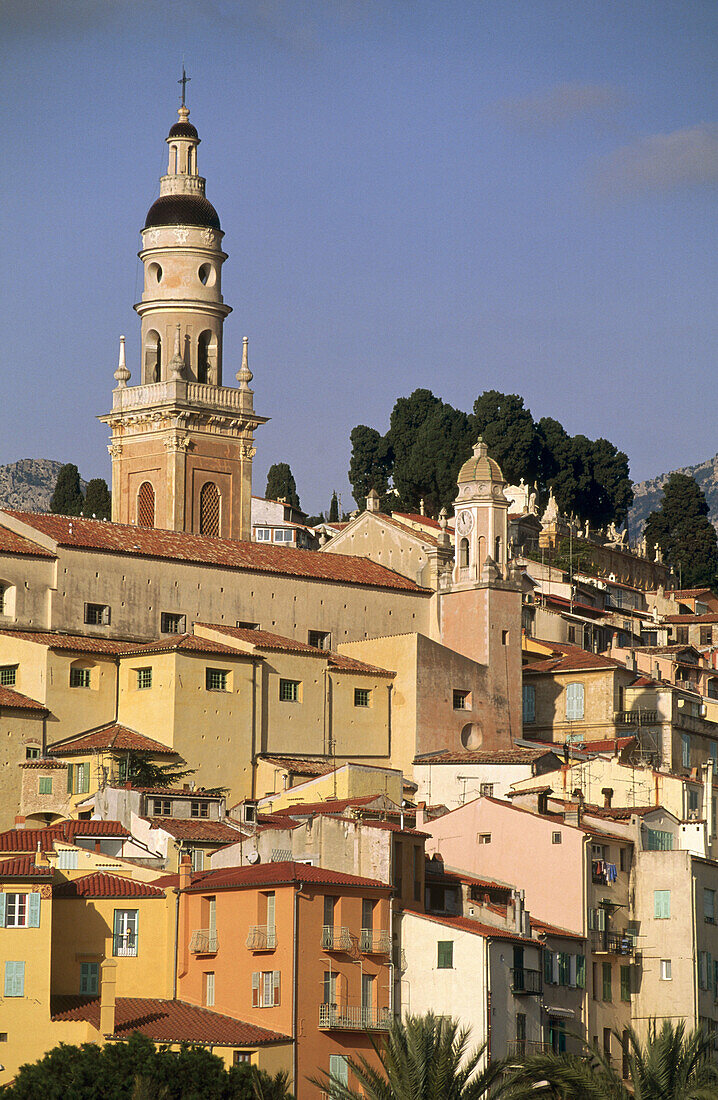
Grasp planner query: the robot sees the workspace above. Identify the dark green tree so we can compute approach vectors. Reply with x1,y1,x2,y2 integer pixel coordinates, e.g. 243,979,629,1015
537,419,633,527
386,390,473,516
49,463,84,516
83,478,112,520
471,391,542,486
328,492,340,523
644,473,718,588
110,749,196,789
348,425,393,508
265,463,301,512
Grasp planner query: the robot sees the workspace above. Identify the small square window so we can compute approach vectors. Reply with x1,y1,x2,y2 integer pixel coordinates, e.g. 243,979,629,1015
161,612,186,634
660,959,672,981
38,777,52,795
552,832,562,845
136,668,152,690
453,690,470,710
84,603,110,626
152,799,172,816
233,1051,252,1064
206,668,228,692
308,630,331,650
25,746,40,760
255,528,271,542
437,941,453,969
478,833,491,844
70,668,91,689
354,688,371,708
479,782,494,797
279,679,300,703
501,630,509,645
191,801,210,819
0,666,17,687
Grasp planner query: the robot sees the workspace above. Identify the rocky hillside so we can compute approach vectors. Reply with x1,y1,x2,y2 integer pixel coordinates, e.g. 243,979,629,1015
629,453,718,536
0,459,87,514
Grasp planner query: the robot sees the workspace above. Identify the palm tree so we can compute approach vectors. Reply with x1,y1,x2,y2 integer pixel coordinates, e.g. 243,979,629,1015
507,1019,718,1100
311,1011,517,1100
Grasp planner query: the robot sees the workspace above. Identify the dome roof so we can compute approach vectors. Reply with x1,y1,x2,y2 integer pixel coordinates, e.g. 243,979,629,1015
144,194,221,231
168,120,199,139
457,438,504,484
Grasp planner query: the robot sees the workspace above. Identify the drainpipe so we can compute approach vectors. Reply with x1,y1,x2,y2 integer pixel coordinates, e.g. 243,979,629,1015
691,861,699,1029
250,657,259,800
292,882,302,1097
703,761,714,855
389,895,395,1019
172,886,180,999
485,937,491,1064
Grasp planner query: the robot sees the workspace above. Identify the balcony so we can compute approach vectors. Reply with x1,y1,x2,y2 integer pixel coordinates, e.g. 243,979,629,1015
511,968,542,995
614,708,658,726
592,931,635,956
189,928,218,954
246,925,277,951
592,860,617,885
359,929,391,955
507,1040,553,1057
322,925,353,952
319,1004,391,1031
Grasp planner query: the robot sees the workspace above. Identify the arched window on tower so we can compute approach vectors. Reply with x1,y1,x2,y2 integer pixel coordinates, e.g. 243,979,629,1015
144,331,161,383
495,535,502,564
171,145,178,173
197,330,212,384
199,482,220,538
187,147,195,173
459,538,469,569
137,483,155,528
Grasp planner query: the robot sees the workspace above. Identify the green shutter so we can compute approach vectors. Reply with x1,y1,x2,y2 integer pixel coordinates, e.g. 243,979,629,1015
620,965,631,1002
544,951,553,984
27,892,40,928
5,961,24,997
522,684,535,723
437,941,453,968
708,953,714,992
67,764,74,793
576,954,586,988
602,962,612,1001
0,893,6,928
654,890,670,919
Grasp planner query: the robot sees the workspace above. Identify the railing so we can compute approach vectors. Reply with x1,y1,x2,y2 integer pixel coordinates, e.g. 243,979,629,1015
507,1040,552,1057
359,929,391,955
511,968,542,994
319,1004,391,1031
322,925,353,951
246,925,277,951
614,709,658,726
113,933,138,957
189,928,218,954
112,379,251,414
592,931,635,956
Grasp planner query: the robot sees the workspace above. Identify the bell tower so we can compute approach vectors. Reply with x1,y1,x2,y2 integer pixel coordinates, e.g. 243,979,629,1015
100,82,267,539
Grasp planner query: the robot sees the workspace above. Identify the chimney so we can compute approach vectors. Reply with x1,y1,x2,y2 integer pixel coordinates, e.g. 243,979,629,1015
415,803,426,828
34,841,50,869
602,787,614,809
179,853,192,891
99,959,118,1037
14,816,25,828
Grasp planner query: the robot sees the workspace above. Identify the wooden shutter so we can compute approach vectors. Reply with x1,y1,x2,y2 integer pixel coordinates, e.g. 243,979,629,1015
544,951,553,985
67,764,74,793
272,970,281,1006
251,972,259,1007
566,682,584,720
4,961,24,997
522,684,535,723
79,764,90,794
329,1055,348,1086
28,892,40,928
0,893,6,928
576,954,586,988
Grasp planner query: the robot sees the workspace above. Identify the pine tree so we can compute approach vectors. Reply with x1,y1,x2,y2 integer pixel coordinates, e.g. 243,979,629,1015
265,463,301,512
83,478,112,520
328,492,339,523
644,473,718,588
49,464,84,516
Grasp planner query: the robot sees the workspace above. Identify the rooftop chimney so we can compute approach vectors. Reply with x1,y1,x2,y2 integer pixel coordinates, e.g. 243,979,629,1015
602,787,614,809
179,853,192,891
99,959,118,1037
366,489,380,513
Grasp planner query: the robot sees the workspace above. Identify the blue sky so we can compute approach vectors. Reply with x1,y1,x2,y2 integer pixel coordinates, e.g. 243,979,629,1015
1,1,716,514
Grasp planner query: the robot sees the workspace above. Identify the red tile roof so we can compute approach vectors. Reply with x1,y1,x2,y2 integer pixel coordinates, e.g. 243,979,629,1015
4,511,428,593
0,819,129,852
196,624,395,677
530,918,585,941
121,634,246,658
0,630,136,655
267,794,397,817
53,872,166,898
0,526,55,558
257,755,336,777
48,723,175,757
666,614,718,624
148,817,242,844
20,758,66,769
523,642,630,675
50,997,291,1046
0,856,54,878
412,910,535,943
414,748,558,765
0,685,47,712
185,861,389,893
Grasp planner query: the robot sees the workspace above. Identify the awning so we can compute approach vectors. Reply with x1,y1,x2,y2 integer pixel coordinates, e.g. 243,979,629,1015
542,1006,575,1019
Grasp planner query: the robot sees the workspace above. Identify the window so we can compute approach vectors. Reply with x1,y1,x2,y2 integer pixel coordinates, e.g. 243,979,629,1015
84,603,110,626
522,684,535,724
279,679,300,703
25,746,40,760
620,965,631,1002
206,668,228,692
323,969,338,1006
329,1055,348,1088
273,529,293,543
152,799,172,816
137,481,155,528
204,971,215,1007
362,897,374,935
113,909,138,956
4,962,24,997
453,690,470,710
552,831,562,845
236,621,259,630
191,848,205,872
354,687,371,708
676,626,689,644
255,528,271,541
136,668,152,690
576,954,586,988
361,972,375,1012
689,789,700,813
233,1052,252,1065
478,833,492,844
479,783,494,797
0,585,5,614
67,763,89,796
501,629,509,645
199,482,220,538
558,952,570,986
191,801,209,819
252,970,280,1007
459,538,469,569
682,734,691,769
654,890,671,919
0,666,17,687
566,682,584,721
705,889,715,924
161,612,186,634
619,847,627,873
308,630,331,650
588,907,606,932
70,667,91,688
80,962,99,995
544,951,555,985
701,626,713,646
646,828,673,851
660,959,672,981
38,776,52,795
437,941,453,969
602,962,612,1001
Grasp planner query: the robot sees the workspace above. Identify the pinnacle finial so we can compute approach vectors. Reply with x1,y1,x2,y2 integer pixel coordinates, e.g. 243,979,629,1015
237,335,253,389
114,335,130,387
169,323,185,380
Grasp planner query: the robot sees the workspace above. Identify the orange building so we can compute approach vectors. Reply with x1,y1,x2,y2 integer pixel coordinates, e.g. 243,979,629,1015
176,860,393,1098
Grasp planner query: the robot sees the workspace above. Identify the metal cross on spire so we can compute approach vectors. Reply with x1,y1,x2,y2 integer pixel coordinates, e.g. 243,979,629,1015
178,65,191,107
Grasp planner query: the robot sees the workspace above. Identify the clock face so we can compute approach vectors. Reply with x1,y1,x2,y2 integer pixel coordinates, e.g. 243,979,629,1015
456,509,474,535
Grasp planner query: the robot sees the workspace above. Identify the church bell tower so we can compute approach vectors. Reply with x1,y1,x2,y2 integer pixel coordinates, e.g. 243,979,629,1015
100,79,267,539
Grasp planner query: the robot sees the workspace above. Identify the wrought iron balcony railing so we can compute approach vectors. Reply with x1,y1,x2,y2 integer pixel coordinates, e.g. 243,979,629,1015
359,929,391,955
189,928,218,954
321,925,353,952
319,1004,391,1031
246,925,277,951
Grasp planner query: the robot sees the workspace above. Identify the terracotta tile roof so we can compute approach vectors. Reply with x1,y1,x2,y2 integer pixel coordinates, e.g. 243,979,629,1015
148,817,242,843
257,755,336,777
53,872,166,898
185,861,389,893
0,820,129,852
666,614,718,624
137,785,224,798
393,513,451,531
523,642,630,675
579,736,636,753
0,526,55,558
0,629,136,655
0,856,54,878
50,996,291,1046
541,595,607,619
425,865,512,892
0,685,47,712
268,794,397,817
671,588,714,599
414,748,558,765
4,511,428,592
196,624,395,677
530,918,585,941
120,634,246,658
379,514,440,546
582,804,660,821
411,910,535,943
48,723,175,757
20,758,66,769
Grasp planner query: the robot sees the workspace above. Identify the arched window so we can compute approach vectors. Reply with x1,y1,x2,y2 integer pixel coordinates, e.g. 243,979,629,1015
144,331,161,383
187,147,195,173
171,145,178,173
197,330,212,384
137,482,155,528
459,538,469,569
199,482,220,537
495,535,502,563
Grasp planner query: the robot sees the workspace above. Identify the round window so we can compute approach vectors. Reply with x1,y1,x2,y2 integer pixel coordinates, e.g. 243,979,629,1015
198,263,215,287
460,722,483,751
148,262,163,284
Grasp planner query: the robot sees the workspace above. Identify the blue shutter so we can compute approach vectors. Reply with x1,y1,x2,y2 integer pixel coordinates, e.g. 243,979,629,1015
0,893,6,928
5,962,24,997
28,892,40,928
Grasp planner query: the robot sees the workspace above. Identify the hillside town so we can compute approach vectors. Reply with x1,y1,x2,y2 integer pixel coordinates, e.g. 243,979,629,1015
1,87,718,1097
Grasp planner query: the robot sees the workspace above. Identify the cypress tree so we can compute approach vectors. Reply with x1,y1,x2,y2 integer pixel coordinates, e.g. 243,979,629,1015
49,464,84,516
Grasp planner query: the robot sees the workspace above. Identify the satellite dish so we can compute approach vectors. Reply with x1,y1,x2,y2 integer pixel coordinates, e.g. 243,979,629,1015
247,850,260,864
